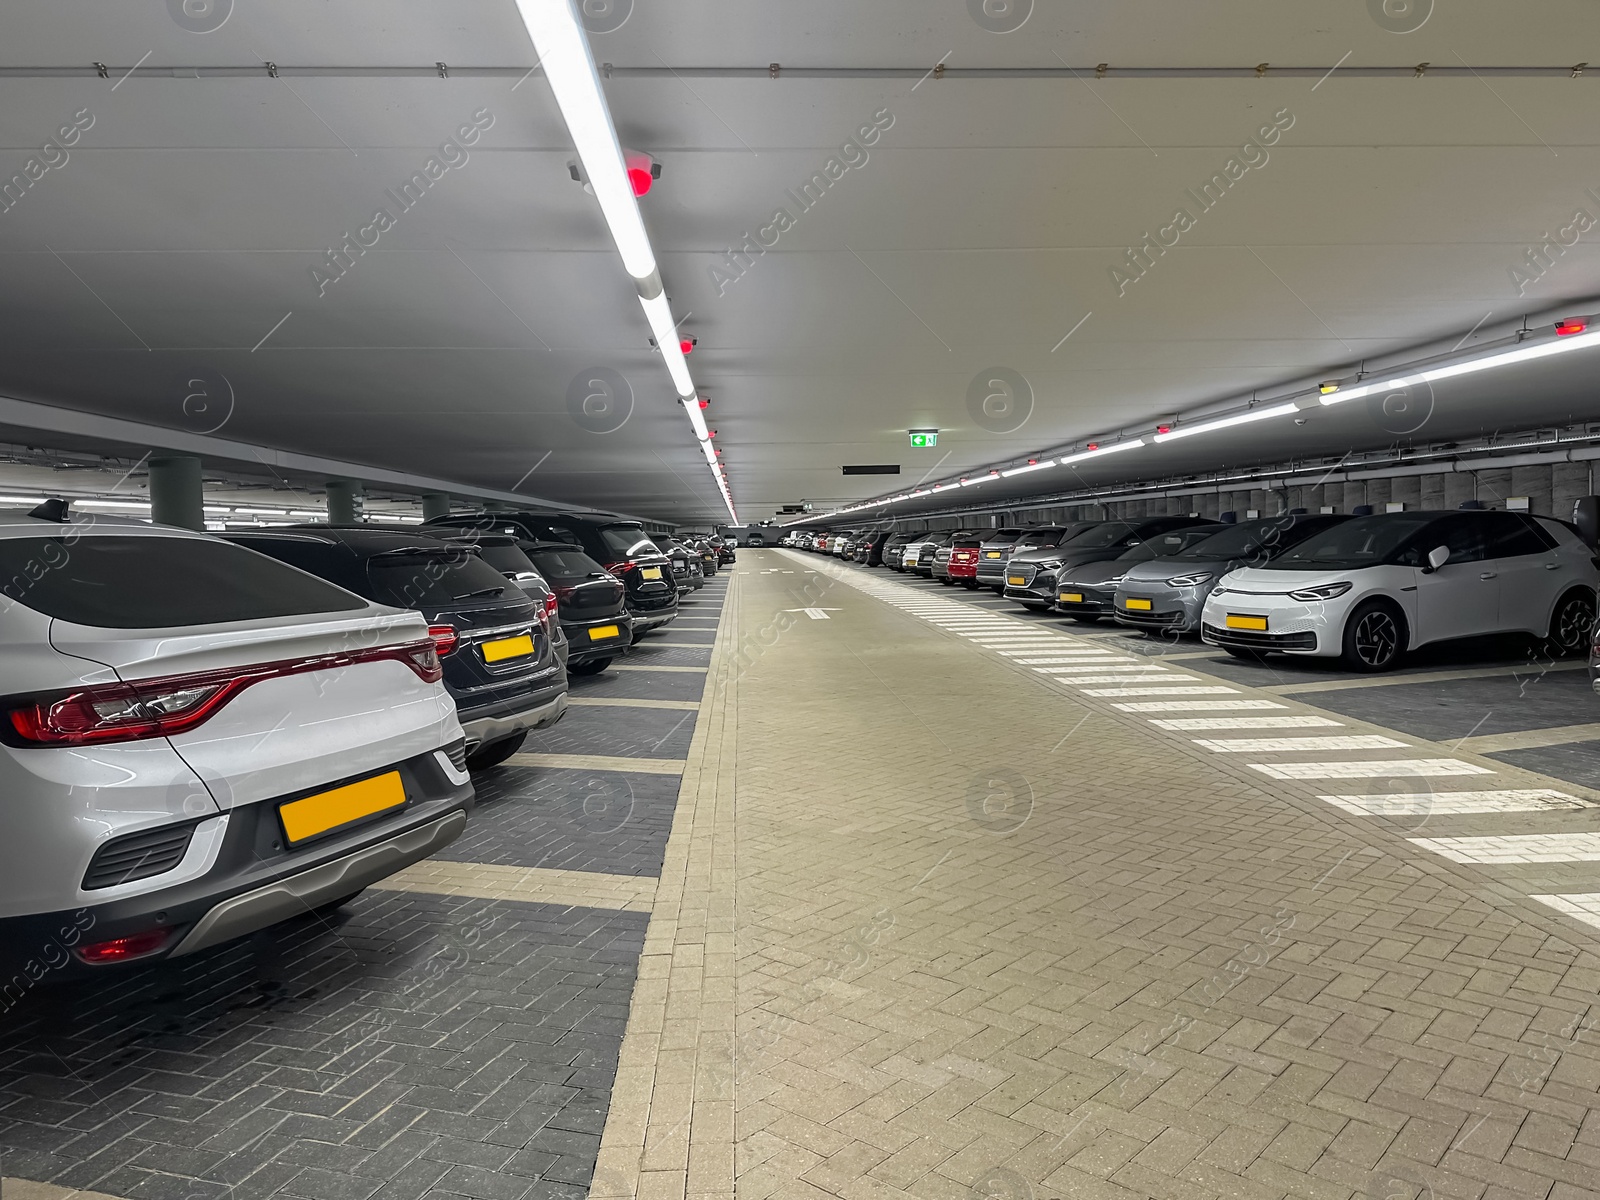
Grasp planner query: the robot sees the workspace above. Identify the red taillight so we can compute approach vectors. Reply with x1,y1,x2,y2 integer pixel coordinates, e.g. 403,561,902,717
604,560,636,575
1557,318,1588,336
428,624,459,657
4,639,443,747
77,929,174,964
543,593,560,619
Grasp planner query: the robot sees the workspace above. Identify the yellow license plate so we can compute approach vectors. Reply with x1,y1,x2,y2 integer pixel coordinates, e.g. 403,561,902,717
1226,614,1268,631
1060,593,1083,603
641,567,662,580
1008,576,1026,586
985,551,1002,558
280,771,405,846
588,624,620,641
482,634,535,662
1124,598,1153,611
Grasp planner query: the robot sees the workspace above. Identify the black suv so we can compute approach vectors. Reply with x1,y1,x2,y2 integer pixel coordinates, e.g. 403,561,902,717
522,542,634,675
224,526,567,769
430,513,678,640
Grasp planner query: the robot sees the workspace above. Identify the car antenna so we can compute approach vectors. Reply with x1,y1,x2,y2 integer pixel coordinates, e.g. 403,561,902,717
28,498,69,522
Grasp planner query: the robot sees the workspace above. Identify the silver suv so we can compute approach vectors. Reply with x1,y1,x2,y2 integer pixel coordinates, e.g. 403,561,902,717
0,510,472,976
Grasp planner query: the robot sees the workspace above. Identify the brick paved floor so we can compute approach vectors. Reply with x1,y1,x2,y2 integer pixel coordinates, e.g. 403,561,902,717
591,552,1600,1200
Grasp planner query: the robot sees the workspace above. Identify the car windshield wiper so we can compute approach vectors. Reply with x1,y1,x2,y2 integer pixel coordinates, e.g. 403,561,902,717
455,586,506,599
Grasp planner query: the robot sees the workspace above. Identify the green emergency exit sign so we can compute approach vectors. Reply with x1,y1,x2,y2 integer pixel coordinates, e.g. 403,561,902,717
909,430,938,448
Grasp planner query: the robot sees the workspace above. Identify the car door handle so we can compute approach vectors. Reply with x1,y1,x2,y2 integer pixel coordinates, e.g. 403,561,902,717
1545,563,1562,570
1479,571,1498,580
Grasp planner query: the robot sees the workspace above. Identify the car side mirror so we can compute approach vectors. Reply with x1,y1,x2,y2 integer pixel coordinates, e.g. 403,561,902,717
1424,545,1450,573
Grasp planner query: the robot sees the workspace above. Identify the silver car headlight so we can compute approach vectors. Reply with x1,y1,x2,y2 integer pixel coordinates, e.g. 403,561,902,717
1166,572,1214,588
1288,581,1353,602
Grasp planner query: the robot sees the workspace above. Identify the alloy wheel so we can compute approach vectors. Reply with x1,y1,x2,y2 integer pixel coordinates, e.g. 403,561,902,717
1352,609,1399,668
1550,593,1596,656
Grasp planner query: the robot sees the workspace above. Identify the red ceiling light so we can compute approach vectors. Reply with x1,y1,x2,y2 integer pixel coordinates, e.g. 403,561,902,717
1027,458,1038,465
1156,424,1171,435
623,150,659,198
1557,317,1589,336
707,429,717,438
680,337,697,355
1086,442,1099,451
697,397,710,409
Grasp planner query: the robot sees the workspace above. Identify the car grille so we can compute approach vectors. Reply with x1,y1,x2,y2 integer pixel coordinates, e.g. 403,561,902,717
83,821,200,889
1202,622,1318,651
443,738,468,773
1008,565,1038,586
1118,607,1185,628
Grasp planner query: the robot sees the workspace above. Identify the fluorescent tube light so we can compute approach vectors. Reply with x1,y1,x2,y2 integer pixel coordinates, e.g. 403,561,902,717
1151,404,1299,443
640,292,694,397
1059,438,1148,464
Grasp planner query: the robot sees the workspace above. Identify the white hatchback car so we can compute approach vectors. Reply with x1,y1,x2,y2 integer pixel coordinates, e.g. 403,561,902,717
1201,510,1599,671
0,510,473,978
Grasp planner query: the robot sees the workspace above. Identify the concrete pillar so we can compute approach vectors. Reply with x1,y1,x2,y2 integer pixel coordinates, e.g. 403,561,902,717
1443,470,1475,509
1421,472,1446,509
149,456,204,532
1342,481,1366,513
422,493,451,521
1366,478,1393,510
326,479,362,524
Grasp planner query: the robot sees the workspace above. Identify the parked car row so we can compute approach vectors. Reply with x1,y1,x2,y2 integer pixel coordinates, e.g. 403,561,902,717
0,503,710,976
786,509,1600,673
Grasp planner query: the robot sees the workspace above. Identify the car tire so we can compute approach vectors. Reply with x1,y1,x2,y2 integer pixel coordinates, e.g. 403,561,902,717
465,730,528,771
568,657,613,676
1546,589,1597,658
963,580,979,590
1068,614,1101,624
1341,599,1406,672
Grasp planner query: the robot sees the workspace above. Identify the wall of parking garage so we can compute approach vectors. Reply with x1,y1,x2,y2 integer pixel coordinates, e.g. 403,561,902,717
887,458,1598,532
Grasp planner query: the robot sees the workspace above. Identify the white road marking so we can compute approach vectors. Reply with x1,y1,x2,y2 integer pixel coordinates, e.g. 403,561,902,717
1195,735,1410,753
1250,759,1492,780
1319,790,1593,816
1412,832,1600,864
1532,894,1600,929
1035,665,1177,675
1082,685,1239,696
1112,699,1288,712
1152,717,1344,731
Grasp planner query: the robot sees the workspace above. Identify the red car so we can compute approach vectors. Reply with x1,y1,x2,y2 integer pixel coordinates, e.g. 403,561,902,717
948,541,982,588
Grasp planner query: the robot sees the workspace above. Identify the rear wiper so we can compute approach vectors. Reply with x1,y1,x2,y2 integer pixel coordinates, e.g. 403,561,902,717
455,586,506,599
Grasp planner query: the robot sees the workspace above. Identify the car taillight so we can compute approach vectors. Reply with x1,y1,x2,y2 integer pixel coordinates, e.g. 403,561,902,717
604,560,636,575
544,592,560,617
77,929,175,964
428,624,459,656
3,639,443,747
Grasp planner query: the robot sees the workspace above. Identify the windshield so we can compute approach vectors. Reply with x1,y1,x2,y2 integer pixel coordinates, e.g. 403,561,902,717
1123,527,1223,561
981,530,1022,545
1169,514,1338,561
600,525,660,559
1268,513,1436,570
1060,522,1133,550
1013,527,1067,550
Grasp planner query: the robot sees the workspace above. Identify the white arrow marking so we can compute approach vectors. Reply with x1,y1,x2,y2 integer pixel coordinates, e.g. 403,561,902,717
783,608,839,620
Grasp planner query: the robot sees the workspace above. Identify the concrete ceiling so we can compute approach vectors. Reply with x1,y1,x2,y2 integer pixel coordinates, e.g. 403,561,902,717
2,1,1600,525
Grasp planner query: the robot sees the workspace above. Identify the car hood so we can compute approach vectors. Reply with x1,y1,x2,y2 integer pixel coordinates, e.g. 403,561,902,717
1061,558,1135,586
1007,546,1067,565
1218,564,1373,592
1121,556,1236,583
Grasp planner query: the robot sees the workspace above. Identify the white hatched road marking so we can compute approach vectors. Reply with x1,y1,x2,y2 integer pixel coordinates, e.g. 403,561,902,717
1152,716,1344,731
1532,894,1600,929
1112,699,1288,712
1320,790,1592,816
1083,685,1239,696
1011,655,1127,664
1250,759,1492,780
1034,664,1176,675
1054,673,1197,684
1195,735,1410,754
1412,832,1600,864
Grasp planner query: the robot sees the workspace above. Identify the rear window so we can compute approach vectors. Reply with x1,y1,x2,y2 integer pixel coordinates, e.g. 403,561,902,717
474,543,541,578
366,549,515,607
601,525,660,559
1061,523,1133,550
0,534,367,628
528,547,606,581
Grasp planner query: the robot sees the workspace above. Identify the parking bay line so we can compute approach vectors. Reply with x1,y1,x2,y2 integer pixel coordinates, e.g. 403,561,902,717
372,861,656,912
567,697,702,712
608,664,708,673
1194,735,1411,753
1319,790,1593,816
1455,723,1600,755
1530,894,1600,930
1248,758,1492,780
506,753,686,776
1114,699,1288,711
1078,685,1239,696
